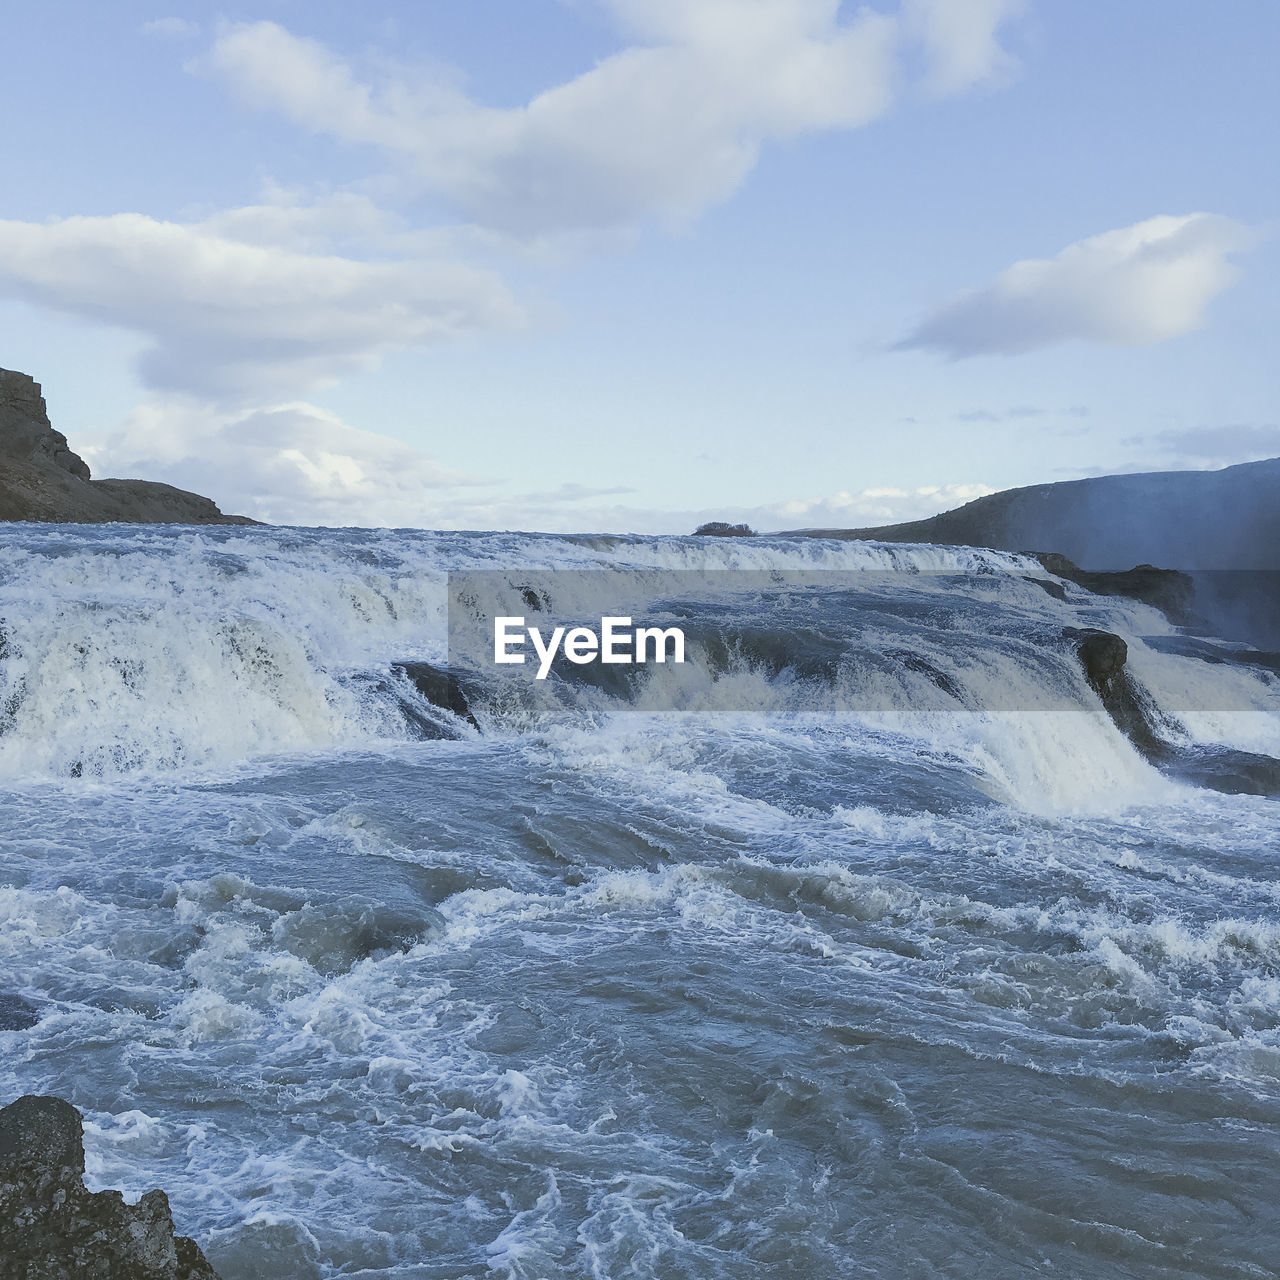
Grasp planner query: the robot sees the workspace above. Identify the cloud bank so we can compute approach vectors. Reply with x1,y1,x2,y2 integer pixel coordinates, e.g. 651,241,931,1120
900,213,1251,358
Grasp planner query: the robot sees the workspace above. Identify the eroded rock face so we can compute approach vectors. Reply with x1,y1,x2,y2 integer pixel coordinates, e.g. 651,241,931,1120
0,368,258,526
0,1095,220,1279
0,371,91,480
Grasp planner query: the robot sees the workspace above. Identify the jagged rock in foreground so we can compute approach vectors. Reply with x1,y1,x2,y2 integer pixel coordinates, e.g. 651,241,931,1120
0,1095,219,1280
0,368,257,525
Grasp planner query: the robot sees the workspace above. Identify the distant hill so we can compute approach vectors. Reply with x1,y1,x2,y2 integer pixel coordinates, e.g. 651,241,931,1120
782,458,1280,572
0,368,257,526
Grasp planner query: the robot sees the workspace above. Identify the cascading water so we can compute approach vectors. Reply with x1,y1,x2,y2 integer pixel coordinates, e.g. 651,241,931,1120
2,524,1279,1278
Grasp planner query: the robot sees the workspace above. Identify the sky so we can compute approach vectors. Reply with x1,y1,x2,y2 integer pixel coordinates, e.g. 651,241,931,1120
1,0,1277,532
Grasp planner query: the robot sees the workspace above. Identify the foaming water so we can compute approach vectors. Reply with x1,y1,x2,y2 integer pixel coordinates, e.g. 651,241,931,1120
2,525,1279,1278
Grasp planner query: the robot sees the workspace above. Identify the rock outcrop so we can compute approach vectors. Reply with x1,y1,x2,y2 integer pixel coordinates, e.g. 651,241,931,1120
1032,554,1196,625
0,369,257,525
1069,628,1129,696
0,1095,219,1279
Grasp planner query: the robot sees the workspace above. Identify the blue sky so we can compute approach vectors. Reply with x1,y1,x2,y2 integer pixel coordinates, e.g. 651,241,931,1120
1,0,1277,530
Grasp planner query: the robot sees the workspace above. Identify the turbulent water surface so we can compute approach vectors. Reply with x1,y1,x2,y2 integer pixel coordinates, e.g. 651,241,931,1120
2,525,1279,1279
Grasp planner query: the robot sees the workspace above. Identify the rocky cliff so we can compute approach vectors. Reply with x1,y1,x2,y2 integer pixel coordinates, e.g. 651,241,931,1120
0,369,257,525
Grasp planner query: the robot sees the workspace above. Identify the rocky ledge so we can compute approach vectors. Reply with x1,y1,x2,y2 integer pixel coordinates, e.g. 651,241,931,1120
0,368,257,525
0,1095,219,1279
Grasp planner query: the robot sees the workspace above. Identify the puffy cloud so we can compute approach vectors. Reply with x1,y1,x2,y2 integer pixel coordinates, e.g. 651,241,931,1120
200,1,1025,236
90,399,491,528
0,213,523,401
899,213,1252,358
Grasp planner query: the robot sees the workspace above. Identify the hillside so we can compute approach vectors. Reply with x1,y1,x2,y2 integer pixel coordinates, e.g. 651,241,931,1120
783,458,1280,572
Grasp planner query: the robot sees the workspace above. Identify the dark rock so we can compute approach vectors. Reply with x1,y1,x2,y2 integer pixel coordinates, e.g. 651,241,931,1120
1099,674,1170,763
1169,748,1280,797
1,368,259,526
0,1094,219,1278
1063,628,1170,761
887,649,962,700
1034,553,1196,625
0,994,41,1031
1068,628,1128,694
1024,574,1068,602
692,522,756,537
392,661,479,729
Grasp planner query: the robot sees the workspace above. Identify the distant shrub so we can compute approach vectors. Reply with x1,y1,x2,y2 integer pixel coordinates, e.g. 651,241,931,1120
692,521,756,537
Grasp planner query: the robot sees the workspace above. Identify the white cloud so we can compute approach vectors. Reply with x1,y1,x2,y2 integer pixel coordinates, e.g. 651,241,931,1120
900,213,1252,358
200,1,1025,236
903,0,1026,96
0,213,523,401
195,188,402,254
90,399,491,527
1,2,1029,452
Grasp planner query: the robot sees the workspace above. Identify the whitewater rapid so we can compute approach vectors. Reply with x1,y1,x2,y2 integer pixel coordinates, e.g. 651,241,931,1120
2,525,1279,1278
